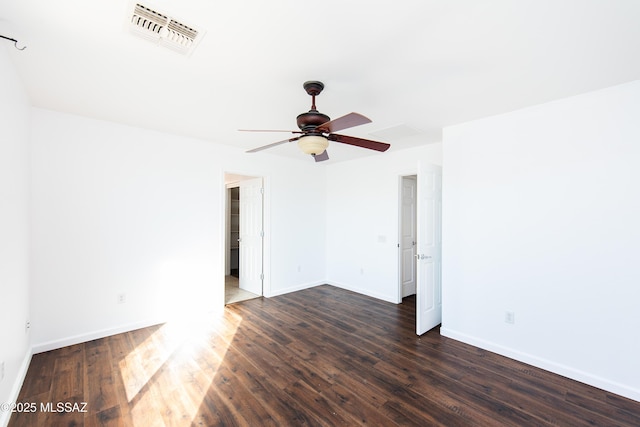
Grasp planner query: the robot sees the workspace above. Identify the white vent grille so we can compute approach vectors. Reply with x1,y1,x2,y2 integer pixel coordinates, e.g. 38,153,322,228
128,3,203,55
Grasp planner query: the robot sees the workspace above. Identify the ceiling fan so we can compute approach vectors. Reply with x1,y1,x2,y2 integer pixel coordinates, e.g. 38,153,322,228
241,81,390,162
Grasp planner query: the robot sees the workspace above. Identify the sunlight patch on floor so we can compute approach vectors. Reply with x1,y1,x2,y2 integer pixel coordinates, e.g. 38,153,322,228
117,310,244,425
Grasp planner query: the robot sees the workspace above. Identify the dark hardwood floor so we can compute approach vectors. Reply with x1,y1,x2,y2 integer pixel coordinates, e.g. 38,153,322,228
9,285,640,426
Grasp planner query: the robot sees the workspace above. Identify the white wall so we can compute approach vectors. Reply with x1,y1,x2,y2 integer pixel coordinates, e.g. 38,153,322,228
325,144,442,302
29,108,326,351
0,48,32,426
442,80,640,401
267,167,327,294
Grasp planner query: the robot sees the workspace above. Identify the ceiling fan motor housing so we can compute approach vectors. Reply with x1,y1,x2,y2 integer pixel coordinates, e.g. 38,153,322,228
296,110,331,132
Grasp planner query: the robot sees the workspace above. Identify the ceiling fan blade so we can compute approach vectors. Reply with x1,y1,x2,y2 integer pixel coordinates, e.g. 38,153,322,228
246,136,300,153
315,112,371,133
328,134,391,152
314,150,329,162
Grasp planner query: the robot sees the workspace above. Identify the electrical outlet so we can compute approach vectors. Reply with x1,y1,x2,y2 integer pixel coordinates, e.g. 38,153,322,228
505,311,515,324
25,320,31,333
117,293,126,304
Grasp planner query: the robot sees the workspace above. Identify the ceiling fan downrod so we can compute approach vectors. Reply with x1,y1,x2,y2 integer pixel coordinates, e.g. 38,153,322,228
297,81,330,132
303,80,324,110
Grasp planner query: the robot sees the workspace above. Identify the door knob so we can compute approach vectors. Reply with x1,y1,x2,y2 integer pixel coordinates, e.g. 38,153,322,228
415,254,432,260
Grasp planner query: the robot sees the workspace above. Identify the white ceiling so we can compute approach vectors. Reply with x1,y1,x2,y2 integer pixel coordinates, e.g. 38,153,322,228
2,0,640,163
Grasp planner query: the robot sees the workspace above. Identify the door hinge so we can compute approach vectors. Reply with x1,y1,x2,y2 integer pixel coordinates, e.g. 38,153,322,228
260,273,264,281
260,230,264,237
260,187,264,194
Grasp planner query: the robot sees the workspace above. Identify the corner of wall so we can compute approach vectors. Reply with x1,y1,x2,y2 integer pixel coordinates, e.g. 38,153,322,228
0,349,32,427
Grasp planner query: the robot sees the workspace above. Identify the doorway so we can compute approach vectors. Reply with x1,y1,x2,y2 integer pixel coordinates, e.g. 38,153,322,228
398,164,442,335
399,175,417,299
225,173,264,304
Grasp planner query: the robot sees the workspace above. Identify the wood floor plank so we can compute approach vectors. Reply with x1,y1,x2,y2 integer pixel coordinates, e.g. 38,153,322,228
232,323,333,395
84,405,123,427
319,380,396,425
233,365,320,426
565,390,640,426
16,351,56,399
209,350,278,426
85,338,119,416
8,284,640,426
282,380,357,426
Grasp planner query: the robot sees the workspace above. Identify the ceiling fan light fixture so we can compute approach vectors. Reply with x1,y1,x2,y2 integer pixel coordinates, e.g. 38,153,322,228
298,135,329,155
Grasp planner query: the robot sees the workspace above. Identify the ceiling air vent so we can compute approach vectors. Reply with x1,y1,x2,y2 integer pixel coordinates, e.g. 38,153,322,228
128,3,204,55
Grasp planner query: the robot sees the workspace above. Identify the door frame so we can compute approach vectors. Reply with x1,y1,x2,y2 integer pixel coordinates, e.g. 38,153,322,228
222,172,270,306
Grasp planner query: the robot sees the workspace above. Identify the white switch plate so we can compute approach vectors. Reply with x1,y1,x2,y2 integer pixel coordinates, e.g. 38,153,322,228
505,311,515,324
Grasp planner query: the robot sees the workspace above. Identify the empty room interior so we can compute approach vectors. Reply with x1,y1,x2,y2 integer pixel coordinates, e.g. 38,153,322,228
2,1,640,425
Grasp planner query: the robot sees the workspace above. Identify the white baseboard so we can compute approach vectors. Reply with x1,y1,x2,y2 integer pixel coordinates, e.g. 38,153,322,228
31,317,168,354
325,281,397,304
265,280,324,298
30,283,330,354
0,348,32,427
440,327,640,403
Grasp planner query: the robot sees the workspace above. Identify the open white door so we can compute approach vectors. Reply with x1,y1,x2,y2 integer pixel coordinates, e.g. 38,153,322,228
416,163,442,335
239,177,263,295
